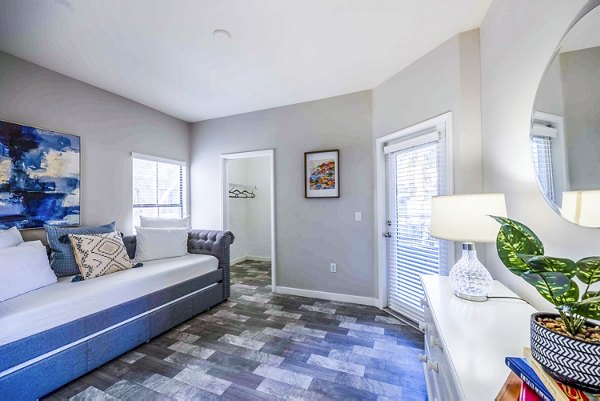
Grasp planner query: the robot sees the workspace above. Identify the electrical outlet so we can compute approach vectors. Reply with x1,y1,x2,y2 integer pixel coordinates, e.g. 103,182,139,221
330,263,337,273
355,212,362,221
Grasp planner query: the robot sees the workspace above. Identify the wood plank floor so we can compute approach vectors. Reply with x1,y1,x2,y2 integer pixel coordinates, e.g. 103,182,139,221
44,261,427,400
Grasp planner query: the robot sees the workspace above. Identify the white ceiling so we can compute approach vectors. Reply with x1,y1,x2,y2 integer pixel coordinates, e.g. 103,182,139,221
0,0,492,122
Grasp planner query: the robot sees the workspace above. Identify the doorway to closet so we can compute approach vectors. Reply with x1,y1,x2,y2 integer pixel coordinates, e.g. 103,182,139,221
220,150,276,291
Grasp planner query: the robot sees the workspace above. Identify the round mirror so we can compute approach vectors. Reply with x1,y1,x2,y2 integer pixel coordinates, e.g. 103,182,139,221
531,2,600,227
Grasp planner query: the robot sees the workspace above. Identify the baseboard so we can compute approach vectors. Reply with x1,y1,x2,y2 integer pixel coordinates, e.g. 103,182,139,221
245,255,271,262
231,256,271,265
275,286,378,307
231,256,247,265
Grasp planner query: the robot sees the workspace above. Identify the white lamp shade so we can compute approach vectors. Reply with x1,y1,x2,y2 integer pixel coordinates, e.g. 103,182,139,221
561,190,600,227
430,194,507,242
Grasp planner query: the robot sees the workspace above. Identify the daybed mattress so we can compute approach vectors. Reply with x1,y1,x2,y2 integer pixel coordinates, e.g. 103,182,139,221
0,254,218,347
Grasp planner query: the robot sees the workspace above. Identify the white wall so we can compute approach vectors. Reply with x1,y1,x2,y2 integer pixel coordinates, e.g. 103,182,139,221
0,51,190,241
227,156,271,262
245,157,272,259
191,91,375,299
480,0,592,310
227,158,249,262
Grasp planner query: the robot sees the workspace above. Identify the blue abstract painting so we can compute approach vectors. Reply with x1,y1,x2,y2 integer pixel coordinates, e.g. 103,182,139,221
0,120,80,229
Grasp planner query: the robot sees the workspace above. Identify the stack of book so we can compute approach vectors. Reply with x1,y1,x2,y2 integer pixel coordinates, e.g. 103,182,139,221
496,348,599,401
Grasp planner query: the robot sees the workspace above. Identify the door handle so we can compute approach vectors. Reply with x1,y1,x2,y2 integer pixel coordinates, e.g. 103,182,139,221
383,232,392,238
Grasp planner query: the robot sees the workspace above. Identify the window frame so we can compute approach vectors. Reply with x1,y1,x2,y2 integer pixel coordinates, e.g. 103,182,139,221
131,153,187,227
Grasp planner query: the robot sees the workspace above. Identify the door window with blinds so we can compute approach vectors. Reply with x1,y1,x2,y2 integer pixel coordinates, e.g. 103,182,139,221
385,122,450,322
132,153,186,227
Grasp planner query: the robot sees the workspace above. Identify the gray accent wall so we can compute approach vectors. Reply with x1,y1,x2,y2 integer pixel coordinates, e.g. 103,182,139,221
535,56,565,117
373,30,483,197
191,31,484,300
373,29,484,267
0,51,190,241
190,92,375,298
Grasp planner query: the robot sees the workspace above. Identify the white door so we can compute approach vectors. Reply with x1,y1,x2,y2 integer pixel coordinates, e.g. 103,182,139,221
384,121,451,323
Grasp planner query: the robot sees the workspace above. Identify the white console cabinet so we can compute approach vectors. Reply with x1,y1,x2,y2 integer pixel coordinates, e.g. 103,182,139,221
420,275,536,401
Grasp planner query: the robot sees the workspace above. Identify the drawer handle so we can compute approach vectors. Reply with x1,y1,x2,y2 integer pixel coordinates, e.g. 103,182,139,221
419,354,428,363
427,360,439,373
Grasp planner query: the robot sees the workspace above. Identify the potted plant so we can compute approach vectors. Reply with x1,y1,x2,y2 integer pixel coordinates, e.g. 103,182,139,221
491,216,600,393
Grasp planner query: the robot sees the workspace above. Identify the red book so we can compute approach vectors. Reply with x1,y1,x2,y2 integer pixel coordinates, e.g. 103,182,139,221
557,383,593,401
521,382,542,401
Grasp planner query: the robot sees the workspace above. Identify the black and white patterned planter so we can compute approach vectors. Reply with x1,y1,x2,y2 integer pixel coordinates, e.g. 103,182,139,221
530,313,600,393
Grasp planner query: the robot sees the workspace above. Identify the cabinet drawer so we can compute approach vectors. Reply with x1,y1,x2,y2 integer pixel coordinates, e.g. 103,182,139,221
423,296,462,401
422,358,440,401
424,338,450,400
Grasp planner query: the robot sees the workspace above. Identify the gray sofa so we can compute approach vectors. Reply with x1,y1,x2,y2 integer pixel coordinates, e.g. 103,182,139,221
0,229,234,401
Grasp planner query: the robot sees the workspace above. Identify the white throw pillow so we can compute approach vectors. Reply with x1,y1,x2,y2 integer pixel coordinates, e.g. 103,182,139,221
139,216,190,229
0,227,24,249
0,241,57,302
134,226,188,262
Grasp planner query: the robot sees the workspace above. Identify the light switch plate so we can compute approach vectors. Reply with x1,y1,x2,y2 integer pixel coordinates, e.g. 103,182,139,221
355,212,362,221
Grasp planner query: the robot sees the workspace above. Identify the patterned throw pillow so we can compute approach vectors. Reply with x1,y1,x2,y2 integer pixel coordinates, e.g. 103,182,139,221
46,222,116,277
68,231,134,280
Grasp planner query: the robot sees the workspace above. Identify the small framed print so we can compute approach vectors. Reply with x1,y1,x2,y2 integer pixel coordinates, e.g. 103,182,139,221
304,149,340,198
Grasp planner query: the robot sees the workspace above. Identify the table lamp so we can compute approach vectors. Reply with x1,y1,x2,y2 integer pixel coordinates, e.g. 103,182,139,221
430,194,507,302
561,190,600,227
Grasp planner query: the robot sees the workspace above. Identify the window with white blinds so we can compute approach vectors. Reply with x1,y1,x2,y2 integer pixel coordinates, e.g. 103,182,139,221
132,154,186,227
531,135,556,203
386,128,449,323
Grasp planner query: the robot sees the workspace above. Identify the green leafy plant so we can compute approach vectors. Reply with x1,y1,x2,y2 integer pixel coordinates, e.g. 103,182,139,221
491,216,600,337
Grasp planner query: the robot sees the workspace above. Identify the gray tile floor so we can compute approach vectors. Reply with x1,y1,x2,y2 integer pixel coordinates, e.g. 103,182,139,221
44,261,427,400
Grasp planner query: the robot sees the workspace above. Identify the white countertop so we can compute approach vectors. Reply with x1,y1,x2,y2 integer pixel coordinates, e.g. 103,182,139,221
422,275,537,401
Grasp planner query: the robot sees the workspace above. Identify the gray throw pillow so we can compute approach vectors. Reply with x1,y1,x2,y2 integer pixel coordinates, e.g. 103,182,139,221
45,222,116,277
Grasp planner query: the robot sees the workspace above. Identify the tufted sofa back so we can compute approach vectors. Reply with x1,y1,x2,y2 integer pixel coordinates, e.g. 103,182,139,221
122,229,235,298
122,230,234,262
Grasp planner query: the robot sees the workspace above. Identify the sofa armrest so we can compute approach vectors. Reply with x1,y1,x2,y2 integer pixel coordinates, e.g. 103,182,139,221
187,230,235,264
188,230,235,299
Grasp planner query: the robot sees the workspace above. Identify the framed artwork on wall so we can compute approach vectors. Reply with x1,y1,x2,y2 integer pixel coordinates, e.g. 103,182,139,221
0,120,81,229
304,149,339,198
